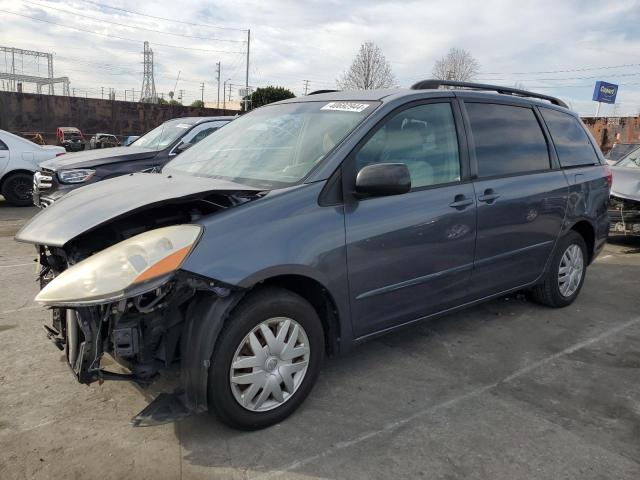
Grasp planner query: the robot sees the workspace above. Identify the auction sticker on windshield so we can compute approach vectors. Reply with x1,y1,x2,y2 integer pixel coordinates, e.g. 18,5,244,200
321,102,370,113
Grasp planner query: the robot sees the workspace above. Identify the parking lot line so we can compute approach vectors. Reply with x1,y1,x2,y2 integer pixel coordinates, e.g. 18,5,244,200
0,305,41,315
0,262,34,268
254,315,640,480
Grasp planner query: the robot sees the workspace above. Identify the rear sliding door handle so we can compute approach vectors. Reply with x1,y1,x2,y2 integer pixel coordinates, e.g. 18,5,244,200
449,194,473,210
478,189,500,204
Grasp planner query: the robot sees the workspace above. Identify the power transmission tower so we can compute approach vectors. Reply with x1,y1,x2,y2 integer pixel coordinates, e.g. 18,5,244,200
140,41,157,103
303,80,310,95
216,62,221,109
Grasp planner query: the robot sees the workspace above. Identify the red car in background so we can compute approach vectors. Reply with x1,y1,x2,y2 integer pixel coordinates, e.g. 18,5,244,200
56,127,85,152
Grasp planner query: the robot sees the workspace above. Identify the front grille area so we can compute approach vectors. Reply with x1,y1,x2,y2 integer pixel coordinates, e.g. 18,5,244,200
33,169,57,208
34,169,54,192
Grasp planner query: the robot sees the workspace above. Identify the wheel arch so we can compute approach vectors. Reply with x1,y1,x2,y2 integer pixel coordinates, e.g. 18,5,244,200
568,219,596,263
253,274,342,357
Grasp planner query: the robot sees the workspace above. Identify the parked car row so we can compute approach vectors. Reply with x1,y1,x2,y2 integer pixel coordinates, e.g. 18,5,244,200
33,116,233,207
15,81,611,431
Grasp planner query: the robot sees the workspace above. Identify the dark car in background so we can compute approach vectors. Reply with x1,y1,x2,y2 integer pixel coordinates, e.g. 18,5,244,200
16,81,609,430
56,127,85,152
34,116,233,207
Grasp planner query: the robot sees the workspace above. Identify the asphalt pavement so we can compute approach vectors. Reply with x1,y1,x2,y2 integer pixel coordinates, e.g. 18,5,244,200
0,199,638,480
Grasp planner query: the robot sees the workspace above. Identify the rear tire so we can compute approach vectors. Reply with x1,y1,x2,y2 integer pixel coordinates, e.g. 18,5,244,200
208,287,324,430
530,231,587,308
2,172,34,206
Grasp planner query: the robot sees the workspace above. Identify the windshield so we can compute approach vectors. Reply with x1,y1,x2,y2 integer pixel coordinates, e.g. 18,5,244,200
163,101,376,188
134,119,195,150
617,151,640,168
606,143,640,162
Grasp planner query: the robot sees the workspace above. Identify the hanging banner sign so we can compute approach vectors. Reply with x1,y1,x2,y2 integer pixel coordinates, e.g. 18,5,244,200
592,81,618,104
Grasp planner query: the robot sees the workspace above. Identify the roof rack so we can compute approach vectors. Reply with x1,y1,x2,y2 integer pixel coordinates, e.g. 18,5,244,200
410,79,568,108
307,89,340,95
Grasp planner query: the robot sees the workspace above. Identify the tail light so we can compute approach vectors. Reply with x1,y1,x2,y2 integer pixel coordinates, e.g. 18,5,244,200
603,163,613,188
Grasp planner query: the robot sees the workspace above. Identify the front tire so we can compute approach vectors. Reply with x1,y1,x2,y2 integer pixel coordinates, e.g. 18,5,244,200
2,172,34,206
530,231,587,308
208,287,324,430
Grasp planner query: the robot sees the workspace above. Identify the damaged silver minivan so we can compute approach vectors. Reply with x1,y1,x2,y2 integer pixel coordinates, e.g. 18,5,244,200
16,81,610,430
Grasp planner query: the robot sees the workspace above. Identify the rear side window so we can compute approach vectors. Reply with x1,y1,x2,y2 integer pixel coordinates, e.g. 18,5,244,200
540,108,600,167
466,103,550,177
0,139,7,150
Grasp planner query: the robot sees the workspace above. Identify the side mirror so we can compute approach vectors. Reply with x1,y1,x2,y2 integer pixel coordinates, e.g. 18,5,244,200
355,163,411,197
175,142,192,154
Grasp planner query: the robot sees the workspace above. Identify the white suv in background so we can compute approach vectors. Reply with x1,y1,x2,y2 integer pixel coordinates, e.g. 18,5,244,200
0,129,66,206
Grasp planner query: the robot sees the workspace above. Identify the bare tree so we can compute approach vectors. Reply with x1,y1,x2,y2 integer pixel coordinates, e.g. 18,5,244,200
338,42,396,90
432,48,480,82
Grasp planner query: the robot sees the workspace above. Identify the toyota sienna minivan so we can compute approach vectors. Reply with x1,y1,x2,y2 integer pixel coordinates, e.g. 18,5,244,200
15,80,610,430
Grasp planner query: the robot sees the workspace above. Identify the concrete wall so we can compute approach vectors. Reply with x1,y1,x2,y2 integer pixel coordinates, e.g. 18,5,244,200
0,91,239,143
582,116,640,154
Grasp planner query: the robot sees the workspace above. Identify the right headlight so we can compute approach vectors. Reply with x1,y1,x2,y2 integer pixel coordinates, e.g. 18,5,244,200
58,169,95,184
36,225,202,306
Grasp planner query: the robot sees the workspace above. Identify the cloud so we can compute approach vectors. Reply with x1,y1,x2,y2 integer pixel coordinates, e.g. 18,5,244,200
1,0,640,114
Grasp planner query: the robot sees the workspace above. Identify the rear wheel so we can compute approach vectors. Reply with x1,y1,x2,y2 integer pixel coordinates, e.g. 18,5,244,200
2,172,33,206
530,231,587,307
208,287,324,430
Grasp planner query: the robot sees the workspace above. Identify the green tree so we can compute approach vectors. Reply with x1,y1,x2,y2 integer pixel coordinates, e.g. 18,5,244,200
169,99,182,106
191,100,205,108
242,86,295,111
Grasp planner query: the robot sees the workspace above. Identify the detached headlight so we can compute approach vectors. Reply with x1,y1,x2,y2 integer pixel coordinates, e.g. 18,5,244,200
58,169,95,184
36,225,202,306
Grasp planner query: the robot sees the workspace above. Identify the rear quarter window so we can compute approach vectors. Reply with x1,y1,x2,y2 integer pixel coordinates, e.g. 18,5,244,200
540,108,600,167
465,102,550,177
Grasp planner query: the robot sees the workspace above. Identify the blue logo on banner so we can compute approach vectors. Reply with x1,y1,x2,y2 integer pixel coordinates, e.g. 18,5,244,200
592,81,618,104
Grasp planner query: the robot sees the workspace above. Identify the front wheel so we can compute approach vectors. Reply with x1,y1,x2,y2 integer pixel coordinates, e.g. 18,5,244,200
529,231,587,307
208,287,324,430
2,172,34,206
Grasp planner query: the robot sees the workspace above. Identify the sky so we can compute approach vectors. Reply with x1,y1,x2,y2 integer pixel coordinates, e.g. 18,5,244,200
1,0,640,115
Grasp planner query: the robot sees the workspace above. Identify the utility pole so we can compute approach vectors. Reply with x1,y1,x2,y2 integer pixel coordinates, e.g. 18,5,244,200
223,79,230,110
216,61,221,109
303,80,310,95
228,82,232,103
244,29,250,112
200,82,205,104
101,86,104,99
178,89,184,103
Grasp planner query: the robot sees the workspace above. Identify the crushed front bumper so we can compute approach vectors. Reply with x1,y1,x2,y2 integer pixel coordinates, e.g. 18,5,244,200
609,196,640,236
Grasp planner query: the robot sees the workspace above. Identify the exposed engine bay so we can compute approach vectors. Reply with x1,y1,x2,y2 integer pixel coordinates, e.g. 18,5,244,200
34,189,263,423
609,195,640,236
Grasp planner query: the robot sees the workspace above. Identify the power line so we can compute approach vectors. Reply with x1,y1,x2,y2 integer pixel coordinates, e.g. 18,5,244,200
78,0,248,32
0,9,247,54
480,63,640,75
476,71,640,82
24,0,247,43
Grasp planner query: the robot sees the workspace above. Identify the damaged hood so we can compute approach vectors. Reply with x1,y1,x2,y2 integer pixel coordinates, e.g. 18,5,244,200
39,146,158,171
611,166,640,201
15,172,262,247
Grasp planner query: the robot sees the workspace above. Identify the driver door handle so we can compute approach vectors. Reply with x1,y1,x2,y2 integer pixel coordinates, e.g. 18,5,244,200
478,189,500,204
